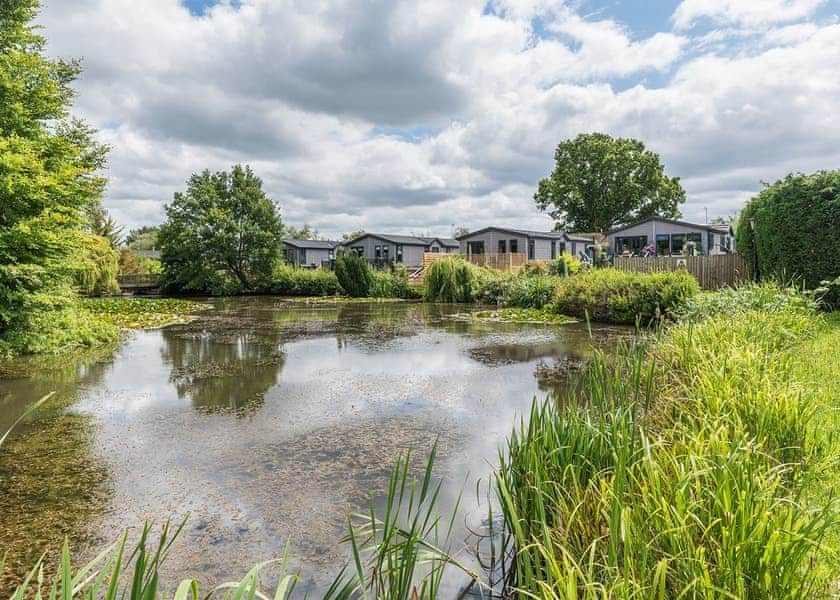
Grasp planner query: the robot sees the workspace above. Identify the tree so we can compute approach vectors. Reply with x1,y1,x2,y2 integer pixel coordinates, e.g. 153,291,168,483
534,133,685,233
284,224,322,240
341,230,366,243
334,253,373,297
84,201,124,248
124,226,159,251
453,227,470,238
735,171,840,289
158,165,284,294
0,0,114,354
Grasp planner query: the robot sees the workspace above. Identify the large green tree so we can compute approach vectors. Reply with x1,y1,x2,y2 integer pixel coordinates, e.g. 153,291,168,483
0,0,114,354
158,165,284,294
534,133,685,233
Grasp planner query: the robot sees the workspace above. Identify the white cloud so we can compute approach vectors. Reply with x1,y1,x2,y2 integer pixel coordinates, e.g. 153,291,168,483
36,0,840,235
672,0,826,30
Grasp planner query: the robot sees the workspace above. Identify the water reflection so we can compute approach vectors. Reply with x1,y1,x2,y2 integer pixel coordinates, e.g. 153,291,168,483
0,344,117,593
0,298,627,596
161,330,286,414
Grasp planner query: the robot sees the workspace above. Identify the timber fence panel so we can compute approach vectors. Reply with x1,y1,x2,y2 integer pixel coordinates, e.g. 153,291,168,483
611,254,748,289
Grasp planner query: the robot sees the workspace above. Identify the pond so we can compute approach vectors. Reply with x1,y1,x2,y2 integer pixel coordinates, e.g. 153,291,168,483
0,298,626,595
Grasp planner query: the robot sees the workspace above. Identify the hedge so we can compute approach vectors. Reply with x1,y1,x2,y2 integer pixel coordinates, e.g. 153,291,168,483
736,170,840,289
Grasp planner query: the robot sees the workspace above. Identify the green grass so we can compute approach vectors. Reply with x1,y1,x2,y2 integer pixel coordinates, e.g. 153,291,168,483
497,298,840,598
79,298,210,329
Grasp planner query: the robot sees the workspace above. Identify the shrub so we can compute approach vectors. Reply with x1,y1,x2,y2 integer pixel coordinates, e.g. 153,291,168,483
675,281,817,322
270,263,339,296
335,253,373,297
547,253,581,277
0,278,117,357
424,257,480,303
475,270,514,305
370,267,421,299
552,269,699,324
815,275,840,311
503,274,562,308
736,170,840,288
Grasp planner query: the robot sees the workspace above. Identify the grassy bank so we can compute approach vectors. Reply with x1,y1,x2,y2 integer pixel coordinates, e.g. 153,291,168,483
424,256,699,324
498,284,840,598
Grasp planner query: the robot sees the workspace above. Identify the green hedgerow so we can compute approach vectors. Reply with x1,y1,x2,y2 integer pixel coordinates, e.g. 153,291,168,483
736,170,840,288
270,263,339,296
552,269,699,324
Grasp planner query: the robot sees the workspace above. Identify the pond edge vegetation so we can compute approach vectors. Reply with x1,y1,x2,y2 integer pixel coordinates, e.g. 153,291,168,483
4,282,840,598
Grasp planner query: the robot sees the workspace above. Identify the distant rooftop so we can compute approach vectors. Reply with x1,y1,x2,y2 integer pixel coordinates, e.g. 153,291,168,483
282,238,340,249
343,233,458,247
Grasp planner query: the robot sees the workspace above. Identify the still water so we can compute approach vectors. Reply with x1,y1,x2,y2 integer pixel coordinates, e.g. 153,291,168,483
0,298,624,594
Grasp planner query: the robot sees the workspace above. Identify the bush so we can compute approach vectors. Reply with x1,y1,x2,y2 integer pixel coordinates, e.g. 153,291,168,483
0,276,117,357
335,253,373,297
675,281,817,322
815,276,840,311
736,170,840,288
370,267,422,299
424,257,481,303
270,264,339,296
503,274,562,308
474,271,514,305
552,269,699,324
547,253,581,277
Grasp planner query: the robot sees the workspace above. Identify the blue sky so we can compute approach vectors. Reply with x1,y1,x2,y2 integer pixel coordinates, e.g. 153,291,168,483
39,0,840,236
180,0,221,15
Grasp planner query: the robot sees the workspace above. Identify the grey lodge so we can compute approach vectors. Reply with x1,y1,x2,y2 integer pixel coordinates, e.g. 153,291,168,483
605,217,734,256
342,233,459,267
456,227,594,261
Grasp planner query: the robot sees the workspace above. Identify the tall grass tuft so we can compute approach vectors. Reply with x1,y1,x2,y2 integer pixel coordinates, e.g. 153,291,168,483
424,258,481,303
497,298,838,598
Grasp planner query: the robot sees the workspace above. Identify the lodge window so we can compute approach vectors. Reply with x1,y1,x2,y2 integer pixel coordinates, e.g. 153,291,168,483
431,246,440,253
686,233,702,255
616,236,647,255
396,245,403,262
655,235,669,256
550,241,556,259
374,245,382,258
670,234,686,255
352,246,364,256
509,239,518,253
528,240,535,260
498,240,507,254
467,241,485,255
382,245,390,260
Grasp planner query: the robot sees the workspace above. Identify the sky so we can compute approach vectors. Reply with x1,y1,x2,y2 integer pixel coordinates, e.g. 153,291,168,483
38,0,840,238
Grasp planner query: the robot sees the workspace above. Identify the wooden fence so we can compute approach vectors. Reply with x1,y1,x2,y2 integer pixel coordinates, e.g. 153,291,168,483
612,254,748,289
464,252,528,271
